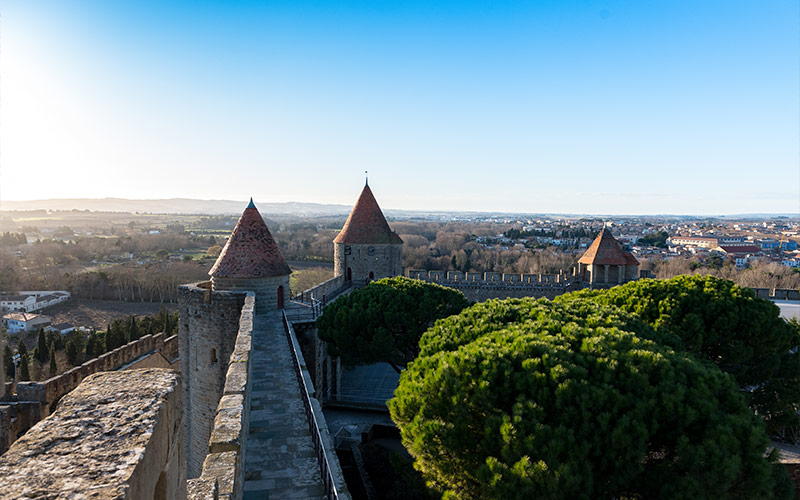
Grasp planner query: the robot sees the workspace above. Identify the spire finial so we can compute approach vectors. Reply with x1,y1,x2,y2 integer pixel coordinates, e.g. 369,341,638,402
365,170,368,187
247,197,255,209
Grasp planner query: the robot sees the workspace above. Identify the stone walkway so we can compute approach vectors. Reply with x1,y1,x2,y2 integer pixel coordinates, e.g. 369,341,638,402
243,312,325,500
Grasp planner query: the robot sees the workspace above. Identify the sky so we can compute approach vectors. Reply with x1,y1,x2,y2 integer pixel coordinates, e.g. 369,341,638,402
0,0,798,215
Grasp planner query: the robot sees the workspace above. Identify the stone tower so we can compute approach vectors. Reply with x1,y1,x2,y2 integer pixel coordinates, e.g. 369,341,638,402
334,182,403,284
577,227,639,287
179,199,291,476
209,198,292,312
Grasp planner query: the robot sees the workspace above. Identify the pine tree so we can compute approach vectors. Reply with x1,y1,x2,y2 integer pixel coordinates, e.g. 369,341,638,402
48,342,57,376
19,354,30,381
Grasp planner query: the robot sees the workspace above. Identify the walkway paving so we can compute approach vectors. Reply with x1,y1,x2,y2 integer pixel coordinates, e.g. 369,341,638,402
243,312,325,500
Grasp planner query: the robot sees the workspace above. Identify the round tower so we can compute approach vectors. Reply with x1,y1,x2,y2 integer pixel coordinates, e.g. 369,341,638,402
209,198,292,311
333,182,403,284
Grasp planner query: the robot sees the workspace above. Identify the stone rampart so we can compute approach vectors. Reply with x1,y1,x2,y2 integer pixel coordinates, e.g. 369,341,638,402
295,274,347,304
1,331,179,454
0,369,186,499
179,282,249,478
753,288,800,301
189,293,255,500
407,269,578,301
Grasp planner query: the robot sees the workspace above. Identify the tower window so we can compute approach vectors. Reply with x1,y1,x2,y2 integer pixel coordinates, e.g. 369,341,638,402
344,246,351,255
210,348,217,364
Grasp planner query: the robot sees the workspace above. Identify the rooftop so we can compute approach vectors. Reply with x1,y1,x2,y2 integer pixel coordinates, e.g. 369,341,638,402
209,199,292,279
579,228,633,266
333,184,403,245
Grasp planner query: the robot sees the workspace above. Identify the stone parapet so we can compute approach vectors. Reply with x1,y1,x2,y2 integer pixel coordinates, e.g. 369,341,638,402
295,274,347,304
189,293,255,500
0,369,185,499
179,282,249,478
2,331,179,453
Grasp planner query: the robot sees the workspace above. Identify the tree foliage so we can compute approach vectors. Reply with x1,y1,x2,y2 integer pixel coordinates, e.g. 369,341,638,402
317,277,469,373
390,298,793,500
558,275,800,434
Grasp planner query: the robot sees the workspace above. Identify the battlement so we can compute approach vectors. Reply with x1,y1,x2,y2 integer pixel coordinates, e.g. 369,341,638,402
407,269,574,286
0,369,186,500
753,288,800,301
1,331,178,454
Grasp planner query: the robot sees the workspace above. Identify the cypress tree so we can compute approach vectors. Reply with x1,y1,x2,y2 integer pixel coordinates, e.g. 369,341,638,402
36,328,48,363
3,345,13,378
17,338,27,357
19,354,30,381
66,339,79,366
48,342,57,376
128,316,138,342
86,334,96,358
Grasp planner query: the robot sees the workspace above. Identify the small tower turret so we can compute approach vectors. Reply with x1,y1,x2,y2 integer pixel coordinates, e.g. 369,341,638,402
209,198,292,311
577,227,639,287
334,182,403,284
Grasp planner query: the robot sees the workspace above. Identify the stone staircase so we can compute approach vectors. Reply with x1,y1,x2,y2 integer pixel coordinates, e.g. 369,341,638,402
243,312,325,499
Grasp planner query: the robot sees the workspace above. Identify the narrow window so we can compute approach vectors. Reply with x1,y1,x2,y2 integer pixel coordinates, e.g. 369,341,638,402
210,348,217,364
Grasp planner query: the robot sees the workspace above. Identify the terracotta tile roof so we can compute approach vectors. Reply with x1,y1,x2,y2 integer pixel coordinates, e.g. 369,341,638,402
333,184,403,245
209,199,291,279
578,228,629,266
624,252,640,266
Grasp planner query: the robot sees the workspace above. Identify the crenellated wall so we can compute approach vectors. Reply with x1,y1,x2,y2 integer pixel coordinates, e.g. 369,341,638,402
1,331,179,454
0,369,186,500
407,269,579,301
753,288,800,301
178,282,250,478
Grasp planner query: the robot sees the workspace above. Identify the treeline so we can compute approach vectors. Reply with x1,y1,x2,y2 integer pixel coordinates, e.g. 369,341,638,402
644,258,800,290
0,232,27,246
0,247,209,302
3,308,179,381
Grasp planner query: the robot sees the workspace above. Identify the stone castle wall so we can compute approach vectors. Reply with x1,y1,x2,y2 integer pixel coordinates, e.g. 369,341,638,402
212,275,290,312
0,369,186,500
178,282,249,478
0,331,178,454
335,242,402,283
188,293,255,500
407,269,578,301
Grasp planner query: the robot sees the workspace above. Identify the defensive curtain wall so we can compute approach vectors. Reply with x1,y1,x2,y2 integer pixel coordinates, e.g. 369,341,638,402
0,329,179,455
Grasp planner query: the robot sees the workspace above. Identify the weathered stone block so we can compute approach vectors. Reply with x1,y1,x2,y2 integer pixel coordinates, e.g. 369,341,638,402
209,394,244,454
201,451,238,497
0,368,186,499
188,477,219,500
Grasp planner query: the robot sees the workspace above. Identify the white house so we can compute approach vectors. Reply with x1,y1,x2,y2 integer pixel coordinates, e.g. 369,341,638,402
2,313,52,333
0,295,37,313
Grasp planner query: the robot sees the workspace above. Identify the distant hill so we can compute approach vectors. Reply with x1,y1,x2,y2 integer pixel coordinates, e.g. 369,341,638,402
0,198,353,216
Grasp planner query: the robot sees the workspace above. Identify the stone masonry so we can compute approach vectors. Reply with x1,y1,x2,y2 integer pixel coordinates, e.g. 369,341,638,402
0,369,186,500
243,312,326,499
179,282,247,478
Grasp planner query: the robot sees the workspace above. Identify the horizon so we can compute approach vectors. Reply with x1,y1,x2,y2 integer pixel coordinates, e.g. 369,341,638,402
0,1,798,215
0,196,798,219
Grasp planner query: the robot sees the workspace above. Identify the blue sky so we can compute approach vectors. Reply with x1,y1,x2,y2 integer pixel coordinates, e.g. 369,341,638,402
0,1,797,214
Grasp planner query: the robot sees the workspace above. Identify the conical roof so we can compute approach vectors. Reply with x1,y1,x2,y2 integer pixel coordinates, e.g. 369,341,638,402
209,199,291,278
333,184,403,245
578,228,631,266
